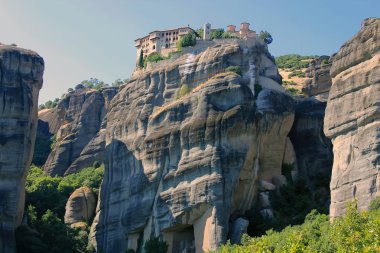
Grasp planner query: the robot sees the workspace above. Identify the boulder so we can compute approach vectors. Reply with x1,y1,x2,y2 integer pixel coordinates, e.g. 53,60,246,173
64,186,96,226
0,45,44,252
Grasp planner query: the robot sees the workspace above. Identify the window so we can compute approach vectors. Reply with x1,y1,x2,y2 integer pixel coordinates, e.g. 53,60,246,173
153,45,155,50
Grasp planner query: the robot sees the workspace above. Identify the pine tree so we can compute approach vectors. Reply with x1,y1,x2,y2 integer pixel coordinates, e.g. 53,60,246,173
138,50,144,68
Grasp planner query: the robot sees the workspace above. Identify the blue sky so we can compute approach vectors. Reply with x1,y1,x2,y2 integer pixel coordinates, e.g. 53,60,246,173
1,0,378,103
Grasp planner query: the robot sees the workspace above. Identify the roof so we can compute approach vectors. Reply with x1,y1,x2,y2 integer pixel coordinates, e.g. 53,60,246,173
135,26,194,41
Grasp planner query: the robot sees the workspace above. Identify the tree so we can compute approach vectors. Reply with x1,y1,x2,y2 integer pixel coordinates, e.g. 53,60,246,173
177,31,196,48
259,30,273,44
196,28,204,38
81,78,107,90
138,50,144,68
210,29,224,40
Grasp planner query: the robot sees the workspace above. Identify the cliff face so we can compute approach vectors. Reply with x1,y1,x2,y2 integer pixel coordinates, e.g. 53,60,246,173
40,87,117,176
302,56,332,99
324,18,380,219
0,45,44,252
91,39,295,253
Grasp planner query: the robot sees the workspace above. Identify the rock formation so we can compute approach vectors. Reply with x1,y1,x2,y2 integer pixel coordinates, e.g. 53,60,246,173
302,56,332,99
64,186,96,226
0,45,44,252
91,39,295,253
324,18,380,219
40,86,117,176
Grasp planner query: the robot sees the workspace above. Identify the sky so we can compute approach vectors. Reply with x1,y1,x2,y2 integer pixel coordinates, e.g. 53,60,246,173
0,0,379,104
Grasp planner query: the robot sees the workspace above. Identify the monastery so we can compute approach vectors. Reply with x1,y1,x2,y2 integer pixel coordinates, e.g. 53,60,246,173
134,22,256,63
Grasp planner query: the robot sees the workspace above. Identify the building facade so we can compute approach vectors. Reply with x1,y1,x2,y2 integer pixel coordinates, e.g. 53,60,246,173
135,26,195,64
226,22,256,39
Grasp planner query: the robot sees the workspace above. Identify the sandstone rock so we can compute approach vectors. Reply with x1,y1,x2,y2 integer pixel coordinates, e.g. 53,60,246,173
302,56,332,98
324,18,380,219
258,180,276,191
64,187,96,225
229,218,249,244
91,39,295,253
0,45,44,253
40,87,117,176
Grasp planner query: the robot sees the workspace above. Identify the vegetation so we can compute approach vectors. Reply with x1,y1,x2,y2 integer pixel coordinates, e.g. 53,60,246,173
225,66,242,75
81,78,107,90
275,54,319,70
259,30,273,44
254,84,262,99
286,87,303,96
177,83,191,98
282,80,297,86
177,31,197,48
144,237,168,253
16,164,105,252
211,28,224,40
143,52,164,68
38,98,60,110
196,28,204,38
138,49,144,68
213,200,380,253
288,70,306,78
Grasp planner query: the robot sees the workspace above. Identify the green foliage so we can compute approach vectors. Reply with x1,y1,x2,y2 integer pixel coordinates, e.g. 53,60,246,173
369,197,380,211
321,58,329,65
286,87,303,96
81,78,107,90
143,237,168,253
282,80,297,86
281,163,294,182
38,98,60,110
225,66,242,75
144,52,164,68
32,132,53,166
112,78,128,87
138,49,144,68
288,70,306,78
254,84,262,99
213,204,380,253
22,164,104,253
178,83,191,98
222,32,235,39
196,28,204,38
25,164,104,218
275,54,319,70
177,31,197,48
210,28,224,40
259,30,273,44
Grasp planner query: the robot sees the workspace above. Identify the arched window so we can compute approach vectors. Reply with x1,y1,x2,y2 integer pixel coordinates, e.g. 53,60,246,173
153,45,155,50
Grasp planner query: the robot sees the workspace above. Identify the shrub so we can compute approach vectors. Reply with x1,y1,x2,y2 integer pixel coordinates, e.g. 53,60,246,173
259,30,273,44
144,52,164,68
222,32,235,39
210,28,224,40
178,84,191,98
225,66,242,75
369,197,380,210
288,70,305,78
144,237,168,253
254,84,262,99
177,31,196,48
275,54,319,70
286,87,302,96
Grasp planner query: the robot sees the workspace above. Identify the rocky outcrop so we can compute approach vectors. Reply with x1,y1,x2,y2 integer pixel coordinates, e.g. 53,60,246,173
324,18,380,219
91,39,295,253
64,187,96,226
302,56,332,99
0,45,44,252
40,87,117,176
289,98,333,191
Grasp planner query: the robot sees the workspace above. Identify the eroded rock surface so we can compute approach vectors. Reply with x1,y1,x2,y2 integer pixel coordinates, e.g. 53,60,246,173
41,87,117,176
0,45,44,253
64,187,96,226
302,56,332,99
91,39,295,253
324,18,380,219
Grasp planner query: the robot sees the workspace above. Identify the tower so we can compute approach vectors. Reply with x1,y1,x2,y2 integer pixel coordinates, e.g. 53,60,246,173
203,23,211,40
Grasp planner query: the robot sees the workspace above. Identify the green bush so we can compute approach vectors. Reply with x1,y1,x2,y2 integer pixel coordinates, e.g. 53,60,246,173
213,202,380,253
275,54,319,70
210,28,224,40
225,66,242,75
144,52,164,68
288,70,306,78
178,84,191,98
144,237,168,253
177,31,197,48
254,84,262,99
286,87,302,96
259,30,273,44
